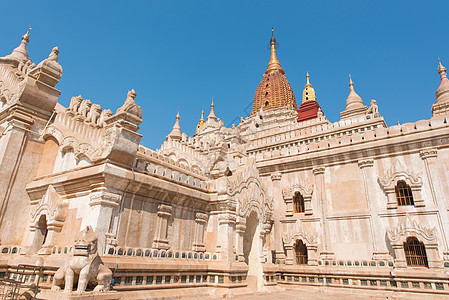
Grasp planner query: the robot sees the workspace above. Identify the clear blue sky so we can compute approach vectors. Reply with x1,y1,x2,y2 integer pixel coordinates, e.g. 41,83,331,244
1,1,448,149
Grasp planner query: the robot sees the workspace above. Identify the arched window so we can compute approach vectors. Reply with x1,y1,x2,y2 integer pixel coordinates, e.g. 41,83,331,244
395,180,414,206
295,240,308,265
294,192,305,213
403,237,428,267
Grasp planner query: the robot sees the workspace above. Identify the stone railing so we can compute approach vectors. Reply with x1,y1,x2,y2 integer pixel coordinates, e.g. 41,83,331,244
271,263,449,295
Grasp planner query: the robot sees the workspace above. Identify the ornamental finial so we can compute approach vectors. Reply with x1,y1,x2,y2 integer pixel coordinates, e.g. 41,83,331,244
23,25,31,42
438,57,446,74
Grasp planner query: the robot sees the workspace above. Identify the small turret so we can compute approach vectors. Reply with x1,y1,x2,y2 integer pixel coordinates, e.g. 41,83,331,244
167,108,182,141
1,26,31,62
207,99,217,122
432,58,449,116
340,74,367,120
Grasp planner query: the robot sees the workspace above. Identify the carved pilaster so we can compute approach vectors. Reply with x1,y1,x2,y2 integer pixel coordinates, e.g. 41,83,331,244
193,212,208,252
313,166,334,260
152,204,172,250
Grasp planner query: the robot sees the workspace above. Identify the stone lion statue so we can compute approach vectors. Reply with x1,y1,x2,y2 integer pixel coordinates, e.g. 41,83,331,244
86,104,102,125
51,226,113,293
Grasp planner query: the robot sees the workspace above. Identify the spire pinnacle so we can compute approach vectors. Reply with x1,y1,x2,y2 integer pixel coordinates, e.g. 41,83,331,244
196,109,205,134
167,109,182,141
2,26,32,62
349,74,353,86
438,57,447,75
207,98,217,121
302,71,316,103
306,71,311,86
23,25,31,42
265,28,285,74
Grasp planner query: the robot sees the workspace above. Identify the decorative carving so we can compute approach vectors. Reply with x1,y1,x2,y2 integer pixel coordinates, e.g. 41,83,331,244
69,95,83,114
116,89,142,119
282,228,318,246
157,204,172,216
358,158,374,169
271,172,281,181
99,109,113,127
89,192,121,207
86,103,102,125
387,216,437,244
282,182,314,216
420,148,438,160
51,226,113,293
29,185,67,232
312,166,325,175
79,99,92,118
386,216,441,268
226,159,273,224
378,159,424,208
195,212,208,222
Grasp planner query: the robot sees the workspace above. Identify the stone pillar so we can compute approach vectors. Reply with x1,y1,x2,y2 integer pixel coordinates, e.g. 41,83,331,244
193,212,208,252
271,172,285,260
88,191,121,254
217,212,236,261
285,245,294,265
306,244,319,266
420,149,449,260
313,166,334,260
35,221,63,255
358,159,390,260
235,218,246,262
152,204,172,250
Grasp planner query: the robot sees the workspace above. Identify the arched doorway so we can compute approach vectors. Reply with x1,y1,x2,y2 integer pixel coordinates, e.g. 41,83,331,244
243,211,263,291
29,215,48,254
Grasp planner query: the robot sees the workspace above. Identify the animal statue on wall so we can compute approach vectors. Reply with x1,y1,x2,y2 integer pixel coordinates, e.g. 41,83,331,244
86,104,102,125
69,95,83,113
51,226,112,293
99,109,113,127
79,99,92,118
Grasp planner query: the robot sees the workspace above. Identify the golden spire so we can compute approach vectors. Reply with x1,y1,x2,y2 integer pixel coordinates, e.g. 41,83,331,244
349,74,354,86
23,25,31,42
305,70,311,87
438,57,447,75
265,28,285,74
196,109,205,134
302,71,316,103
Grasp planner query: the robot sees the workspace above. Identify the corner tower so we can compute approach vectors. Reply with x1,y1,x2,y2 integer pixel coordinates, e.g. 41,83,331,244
251,29,297,115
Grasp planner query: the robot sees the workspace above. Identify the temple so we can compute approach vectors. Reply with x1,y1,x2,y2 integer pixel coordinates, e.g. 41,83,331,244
0,28,449,299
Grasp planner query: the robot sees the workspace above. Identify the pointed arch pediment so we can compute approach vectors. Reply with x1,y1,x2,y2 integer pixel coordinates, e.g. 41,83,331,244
387,216,437,245
30,185,67,231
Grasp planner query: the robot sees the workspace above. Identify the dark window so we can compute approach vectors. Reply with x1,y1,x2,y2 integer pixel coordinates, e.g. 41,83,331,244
295,240,308,265
404,237,428,267
395,180,414,206
294,193,305,213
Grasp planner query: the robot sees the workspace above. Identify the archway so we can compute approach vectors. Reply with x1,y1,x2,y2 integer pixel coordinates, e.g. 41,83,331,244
29,215,48,254
243,211,263,291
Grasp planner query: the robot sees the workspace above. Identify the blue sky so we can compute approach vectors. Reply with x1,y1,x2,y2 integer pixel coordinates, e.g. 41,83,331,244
1,1,448,149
